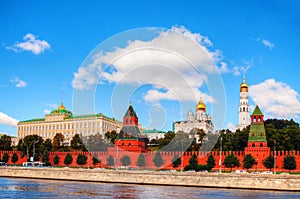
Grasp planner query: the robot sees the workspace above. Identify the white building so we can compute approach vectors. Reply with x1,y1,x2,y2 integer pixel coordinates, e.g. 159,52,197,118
141,129,165,141
236,78,251,130
173,98,214,142
17,103,122,145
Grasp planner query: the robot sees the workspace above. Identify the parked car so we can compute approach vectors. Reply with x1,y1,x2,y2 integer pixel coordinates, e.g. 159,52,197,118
235,170,248,174
250,171,260,174
261,171,273,174
280,172,290,175
0,162,6,166
199,170,208,173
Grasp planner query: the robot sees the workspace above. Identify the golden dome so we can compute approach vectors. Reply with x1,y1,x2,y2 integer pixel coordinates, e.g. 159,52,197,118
196,97,206,111
58,102,66,110
240,78,248,92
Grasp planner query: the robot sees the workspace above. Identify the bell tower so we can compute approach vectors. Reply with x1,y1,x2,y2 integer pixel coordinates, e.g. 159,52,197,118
237,78,250,130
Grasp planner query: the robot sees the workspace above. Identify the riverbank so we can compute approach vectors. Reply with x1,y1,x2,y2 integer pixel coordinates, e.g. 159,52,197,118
0,167,299,191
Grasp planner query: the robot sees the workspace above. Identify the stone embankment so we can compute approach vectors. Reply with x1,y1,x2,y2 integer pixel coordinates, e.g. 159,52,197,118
0,167,299,191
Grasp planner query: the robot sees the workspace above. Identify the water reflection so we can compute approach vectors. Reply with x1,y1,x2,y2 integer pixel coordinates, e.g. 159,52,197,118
0,177,299,199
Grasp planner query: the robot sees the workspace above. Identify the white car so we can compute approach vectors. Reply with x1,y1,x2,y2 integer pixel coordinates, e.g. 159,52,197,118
261,171,273,174
235,170,248,174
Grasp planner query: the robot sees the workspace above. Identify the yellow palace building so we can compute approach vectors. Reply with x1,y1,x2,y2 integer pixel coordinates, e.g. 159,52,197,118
17,103,121,145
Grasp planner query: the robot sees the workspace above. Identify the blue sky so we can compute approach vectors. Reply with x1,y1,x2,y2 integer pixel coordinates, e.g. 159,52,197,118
1,0,300,136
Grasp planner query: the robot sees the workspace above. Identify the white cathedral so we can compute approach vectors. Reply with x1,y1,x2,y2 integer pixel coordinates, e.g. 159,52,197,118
236,78,251,130
173,97,214,141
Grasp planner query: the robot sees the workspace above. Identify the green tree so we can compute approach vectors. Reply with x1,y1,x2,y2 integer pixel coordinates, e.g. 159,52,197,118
2,153,9,163
153,152,164,168
105,130,118,145
136,153,146,168
71,134,86,151
158,131,176,150
0,135,12,150
21,135,44,161
53,155,60,165
120,155,131,169
53,133,64,151
243,154,256,170
283,155,297,173
92,154,100,168
64,153,73,166
42,152,51,166
172,154,181,169
262,155,274,171
11,153,19,165
76,154,88,167
106,155,114,168
184,154,199,171
42,139,52,152
223,154,241,171
206,154,216,171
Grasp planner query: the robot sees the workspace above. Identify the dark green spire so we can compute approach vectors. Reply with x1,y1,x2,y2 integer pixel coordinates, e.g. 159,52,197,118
248,105,267,142
252,105,263,116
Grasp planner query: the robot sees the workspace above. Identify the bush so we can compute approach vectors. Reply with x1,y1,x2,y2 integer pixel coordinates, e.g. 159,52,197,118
64,153,73,165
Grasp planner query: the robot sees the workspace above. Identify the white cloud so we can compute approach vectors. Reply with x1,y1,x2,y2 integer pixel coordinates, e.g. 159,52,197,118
10,77,27,88
233,64,251,76
43,103,58,114
0,112,19,127
6,33,51,54
257,38,275,50
226,122,236,132
249,79,300,119
43,109,51,114
219,62,230,74
72,26,222,104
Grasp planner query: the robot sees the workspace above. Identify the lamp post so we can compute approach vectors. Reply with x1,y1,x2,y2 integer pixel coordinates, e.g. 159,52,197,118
181,139,183,172
116,144,119,170
274,140,276,174
219,137,222,173
24,143,29,162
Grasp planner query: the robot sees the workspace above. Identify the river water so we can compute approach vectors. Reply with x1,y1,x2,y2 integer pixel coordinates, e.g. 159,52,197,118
0,177,299,199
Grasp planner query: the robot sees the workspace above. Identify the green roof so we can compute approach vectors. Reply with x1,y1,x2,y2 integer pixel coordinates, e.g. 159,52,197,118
142,129,165,134
20,118,45,123
248,105,267,142
252,105,263,116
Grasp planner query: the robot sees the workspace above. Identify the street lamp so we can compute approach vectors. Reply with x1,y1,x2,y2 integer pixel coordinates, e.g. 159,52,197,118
219,137,222,173
24,143,29,162
181,140,183,172
274,140,276,174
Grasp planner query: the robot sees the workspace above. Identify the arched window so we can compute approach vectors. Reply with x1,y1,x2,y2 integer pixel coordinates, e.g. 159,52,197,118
260,143,263,147
258,117,261,122
243,107,245,111
252,143,255,147
254,117,256,122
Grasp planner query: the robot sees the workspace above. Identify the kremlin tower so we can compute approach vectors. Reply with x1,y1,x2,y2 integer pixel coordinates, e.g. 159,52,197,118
245,105,270,154
237,78,251,130
113,103,149,153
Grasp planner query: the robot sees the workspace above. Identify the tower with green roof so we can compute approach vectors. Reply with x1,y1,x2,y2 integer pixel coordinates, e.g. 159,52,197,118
245,105,270,154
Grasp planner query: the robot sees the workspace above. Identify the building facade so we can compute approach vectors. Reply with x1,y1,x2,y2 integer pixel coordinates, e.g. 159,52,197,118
173,98,214,142
237,78,251,130
17,103,121,145
141,129,165,141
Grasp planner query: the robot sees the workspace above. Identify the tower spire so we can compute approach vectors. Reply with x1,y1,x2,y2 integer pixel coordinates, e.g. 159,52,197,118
237,77,250,130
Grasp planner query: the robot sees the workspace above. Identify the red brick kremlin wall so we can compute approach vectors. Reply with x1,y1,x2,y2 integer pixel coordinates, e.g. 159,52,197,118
1,150,300,172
